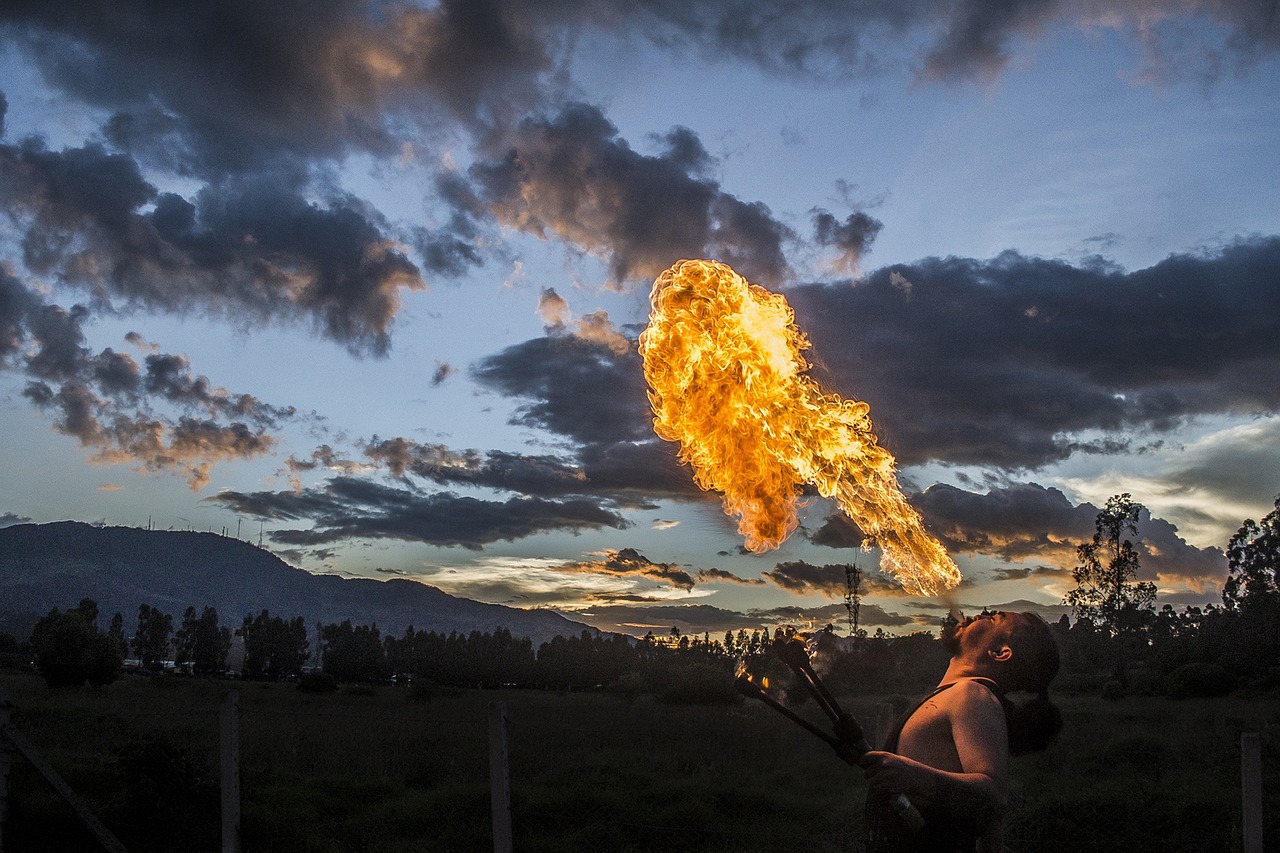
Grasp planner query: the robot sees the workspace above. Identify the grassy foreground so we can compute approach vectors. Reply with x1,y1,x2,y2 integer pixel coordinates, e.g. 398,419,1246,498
1,670,1277,852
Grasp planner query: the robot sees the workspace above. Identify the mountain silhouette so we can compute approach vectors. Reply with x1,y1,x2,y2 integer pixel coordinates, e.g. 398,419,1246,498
0,520,594,646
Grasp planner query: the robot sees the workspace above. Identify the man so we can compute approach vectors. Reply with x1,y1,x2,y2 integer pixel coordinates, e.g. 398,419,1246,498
861,611,1062,852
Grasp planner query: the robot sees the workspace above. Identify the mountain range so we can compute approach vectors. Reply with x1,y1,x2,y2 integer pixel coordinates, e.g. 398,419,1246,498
0,521,595,646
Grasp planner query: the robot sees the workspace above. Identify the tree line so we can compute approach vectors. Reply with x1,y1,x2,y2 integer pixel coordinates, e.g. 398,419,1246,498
13,493,1280,700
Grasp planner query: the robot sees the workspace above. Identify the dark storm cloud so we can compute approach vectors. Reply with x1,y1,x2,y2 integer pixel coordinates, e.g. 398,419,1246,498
469,334,704,502
616,0,1279,84
0,511,32,528
812,209,884,272
143,352,294,426
747,601,922,630
0,0,558,175
762,560,908,598
469,102,794,286
763,561,855,596
473,333,652,445
913,483,1226,585
3,272,292,487
987,565,1071,582
364,437,594,497
361,431,696,508
696,568,767,586
5,1,1271,179
0,139,425,354
22,377,278,489
558,547,695,591
807,514,866,549
787,238,1280,470
210,475,630,549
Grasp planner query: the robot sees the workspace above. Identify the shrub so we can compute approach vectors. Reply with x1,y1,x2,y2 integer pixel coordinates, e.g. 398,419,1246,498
1165,663,1235,698
1101,679,1125,701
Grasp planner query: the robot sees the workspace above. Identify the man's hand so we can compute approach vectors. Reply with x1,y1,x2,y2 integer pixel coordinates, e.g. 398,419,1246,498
860,750,940,803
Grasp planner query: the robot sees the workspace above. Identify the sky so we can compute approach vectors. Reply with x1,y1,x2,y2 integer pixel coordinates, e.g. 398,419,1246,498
1,0,1278,639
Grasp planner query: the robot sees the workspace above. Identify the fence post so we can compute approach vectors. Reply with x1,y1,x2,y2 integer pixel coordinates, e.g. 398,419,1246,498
0,691,10,852
221,690,241,853
488,702,513,853
1242,732,1263,853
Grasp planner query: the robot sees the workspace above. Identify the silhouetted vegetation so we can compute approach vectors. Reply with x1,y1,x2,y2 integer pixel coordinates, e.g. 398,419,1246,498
28,599,124,688
242,609,310,681
175,605,232,677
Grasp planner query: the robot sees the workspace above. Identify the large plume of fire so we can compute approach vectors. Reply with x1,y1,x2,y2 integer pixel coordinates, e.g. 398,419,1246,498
638,259,961,596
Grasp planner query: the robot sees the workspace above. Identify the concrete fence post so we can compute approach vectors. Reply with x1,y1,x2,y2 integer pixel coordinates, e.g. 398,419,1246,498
1242,732,1263,853
221,690,241,853
0,691,11,852
489,702,513,853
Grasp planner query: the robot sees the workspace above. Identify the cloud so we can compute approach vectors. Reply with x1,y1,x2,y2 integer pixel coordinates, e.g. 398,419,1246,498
5,2,1271,185
747,601,924,630
787,239,1280,470
561,602,772,637
418,555,649,608
0,511,32,528
536,287,571,327
556,547,695,591
696,568,767,585
912,482,1226,586
812,209,884,275
0,141,427,355
431,361,456,385
209,475,631,549
3,274,292,488
536,288,632,355
761,560,899,598
0,0,561,176
469,103,794,286
473,333,653,445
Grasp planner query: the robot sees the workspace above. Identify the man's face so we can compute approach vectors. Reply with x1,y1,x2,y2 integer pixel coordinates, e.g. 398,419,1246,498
941,611,1012,656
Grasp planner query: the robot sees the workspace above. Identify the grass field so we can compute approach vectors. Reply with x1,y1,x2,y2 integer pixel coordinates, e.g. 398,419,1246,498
1,670,1277,852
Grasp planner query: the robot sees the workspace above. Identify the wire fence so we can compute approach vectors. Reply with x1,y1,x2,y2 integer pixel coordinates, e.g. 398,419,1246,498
1,672,1274,852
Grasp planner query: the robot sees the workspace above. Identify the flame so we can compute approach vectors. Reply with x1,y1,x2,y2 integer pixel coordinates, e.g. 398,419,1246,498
638,259,961,597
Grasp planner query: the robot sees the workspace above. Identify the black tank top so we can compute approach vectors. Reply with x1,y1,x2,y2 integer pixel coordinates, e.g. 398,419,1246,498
865,678,1010,853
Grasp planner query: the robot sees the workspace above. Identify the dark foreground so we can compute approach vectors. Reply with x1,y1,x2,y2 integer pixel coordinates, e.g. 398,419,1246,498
1,671,1276,852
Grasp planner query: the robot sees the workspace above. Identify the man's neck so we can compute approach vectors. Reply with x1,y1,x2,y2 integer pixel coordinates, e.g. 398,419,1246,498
939,658,991,687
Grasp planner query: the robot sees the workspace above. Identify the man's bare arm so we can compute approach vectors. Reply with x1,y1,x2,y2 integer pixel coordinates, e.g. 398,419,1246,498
862,680,1010,827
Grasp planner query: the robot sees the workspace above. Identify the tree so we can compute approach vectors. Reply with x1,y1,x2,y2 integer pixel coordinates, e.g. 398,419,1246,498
133,603,175,671
108,612,128,659
318,620,390,683
29,599,122,687
241,610,309,681
1065,494,1157,680
175,606,232,676
1220,494,1280,674
1223,494,1280,611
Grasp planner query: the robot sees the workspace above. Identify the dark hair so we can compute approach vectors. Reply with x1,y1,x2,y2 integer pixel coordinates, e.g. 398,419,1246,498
1006,692,1063,755
1003,613,1063,755
1005,612,1060,694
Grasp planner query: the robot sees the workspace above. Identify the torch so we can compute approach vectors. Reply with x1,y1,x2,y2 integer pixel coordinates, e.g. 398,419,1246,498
735,632,926,832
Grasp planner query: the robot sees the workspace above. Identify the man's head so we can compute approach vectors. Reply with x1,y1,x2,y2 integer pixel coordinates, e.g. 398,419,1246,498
943,611,1060,694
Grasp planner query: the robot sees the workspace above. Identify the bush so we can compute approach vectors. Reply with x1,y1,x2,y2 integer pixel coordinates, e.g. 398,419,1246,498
297,671,339,693
1101,680,1125,701
1165,663,1235,698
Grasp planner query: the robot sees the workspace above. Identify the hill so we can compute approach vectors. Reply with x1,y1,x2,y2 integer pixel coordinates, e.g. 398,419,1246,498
0,521,594,646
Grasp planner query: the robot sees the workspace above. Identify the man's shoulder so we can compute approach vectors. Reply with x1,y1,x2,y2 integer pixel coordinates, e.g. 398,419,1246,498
938,678,1006,711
